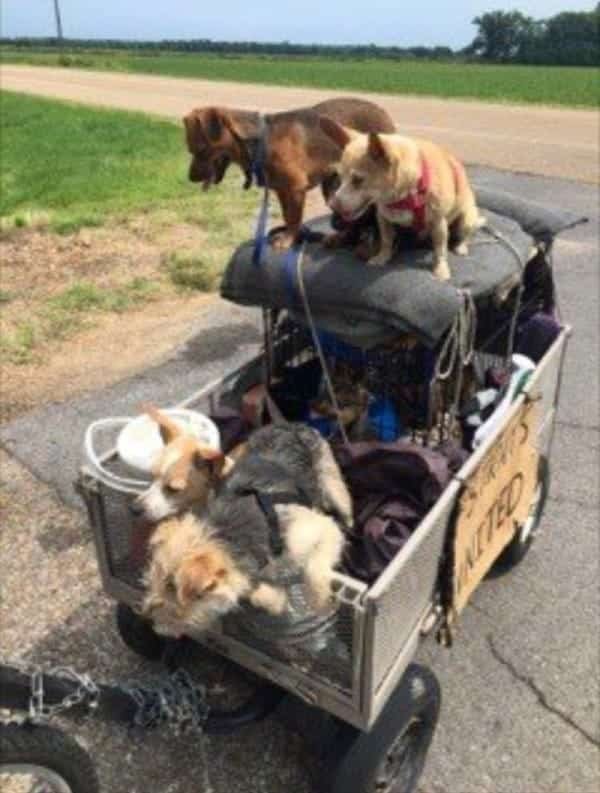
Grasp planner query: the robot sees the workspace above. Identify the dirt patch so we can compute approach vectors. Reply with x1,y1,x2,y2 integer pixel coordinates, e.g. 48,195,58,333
0,191,329,422
0,293,214,422
0,218,219,422
0,215,207,297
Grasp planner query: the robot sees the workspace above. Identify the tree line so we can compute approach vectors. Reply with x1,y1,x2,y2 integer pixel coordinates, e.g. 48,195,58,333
1,6,597,67
466,5,598,65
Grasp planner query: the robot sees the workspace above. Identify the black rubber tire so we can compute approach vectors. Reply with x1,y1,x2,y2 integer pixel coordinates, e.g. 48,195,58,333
0,722,99,793
491,456,550,575
318,664,441,793
115,602,166,660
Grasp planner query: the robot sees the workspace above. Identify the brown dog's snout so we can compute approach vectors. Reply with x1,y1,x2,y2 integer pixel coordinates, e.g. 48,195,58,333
189,158,211,183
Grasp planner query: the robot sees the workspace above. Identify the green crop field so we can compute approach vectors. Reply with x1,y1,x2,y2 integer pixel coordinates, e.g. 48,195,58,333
1,48,597,108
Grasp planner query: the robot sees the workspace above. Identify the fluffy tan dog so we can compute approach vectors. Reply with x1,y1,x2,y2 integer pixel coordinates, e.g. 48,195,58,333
142,505,345,637
320,119,483,280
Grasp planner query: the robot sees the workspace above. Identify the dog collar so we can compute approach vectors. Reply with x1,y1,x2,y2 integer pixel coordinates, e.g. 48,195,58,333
239,487,312,561
384,154,431,232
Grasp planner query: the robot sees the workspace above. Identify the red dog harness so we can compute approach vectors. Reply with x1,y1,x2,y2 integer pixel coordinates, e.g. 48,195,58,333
385,155,431,233
385,156,460,234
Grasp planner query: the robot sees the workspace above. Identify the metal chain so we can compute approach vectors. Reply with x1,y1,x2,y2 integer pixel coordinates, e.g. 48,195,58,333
118,668,209,735
8,660,209,736
28,665,100,723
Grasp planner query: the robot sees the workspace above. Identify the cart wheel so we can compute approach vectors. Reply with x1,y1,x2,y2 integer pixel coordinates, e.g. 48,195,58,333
318,664,441,793
116,603,166,660
492,456,550,574
0,721,99,793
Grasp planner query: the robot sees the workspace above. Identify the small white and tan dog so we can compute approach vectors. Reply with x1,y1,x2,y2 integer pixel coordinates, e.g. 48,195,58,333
130,406,237,523
141,423,351,637
320,118,484,280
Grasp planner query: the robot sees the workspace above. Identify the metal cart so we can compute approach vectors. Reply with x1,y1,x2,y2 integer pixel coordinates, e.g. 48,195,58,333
75,280,570,793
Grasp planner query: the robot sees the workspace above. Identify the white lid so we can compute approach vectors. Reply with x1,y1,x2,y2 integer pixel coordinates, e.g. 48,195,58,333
116,409,220,474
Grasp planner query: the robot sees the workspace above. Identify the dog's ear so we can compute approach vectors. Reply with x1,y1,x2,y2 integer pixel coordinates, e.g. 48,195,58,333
217,109,244,141
182,110,204,150
179,552,227,604
367,133,390,164
319,117,357,151
142,403,181,445
200,108,242,144
182,111,195,134
194,446,226,477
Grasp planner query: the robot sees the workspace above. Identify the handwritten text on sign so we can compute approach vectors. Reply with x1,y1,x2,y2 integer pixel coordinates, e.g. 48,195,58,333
453,399,539,614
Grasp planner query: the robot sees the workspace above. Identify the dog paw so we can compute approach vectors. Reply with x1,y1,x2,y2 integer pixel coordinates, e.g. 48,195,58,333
355,240,376,260
453,241,469,256
250,583,288,615
305,578,334,613
270,231,295,251
323,232,346,249
367,252,391,267
433,259,451,281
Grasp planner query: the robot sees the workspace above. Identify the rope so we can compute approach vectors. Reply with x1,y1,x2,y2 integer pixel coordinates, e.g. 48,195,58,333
429,288,477,439
481,224,527,365
295,241,351,449
433,289,477,382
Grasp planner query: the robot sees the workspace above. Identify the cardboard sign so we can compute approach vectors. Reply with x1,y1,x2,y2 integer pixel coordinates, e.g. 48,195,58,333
452,399,539,615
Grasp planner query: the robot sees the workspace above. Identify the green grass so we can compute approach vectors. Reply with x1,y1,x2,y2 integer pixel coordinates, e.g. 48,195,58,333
0,89,192,232
48,277,160,313
2,48,598,107
0,323,37,365
163,251,219,291
0,89,258,235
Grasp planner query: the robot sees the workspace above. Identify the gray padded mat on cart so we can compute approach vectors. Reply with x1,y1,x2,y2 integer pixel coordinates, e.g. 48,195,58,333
221,189,586,348
475,185,588,246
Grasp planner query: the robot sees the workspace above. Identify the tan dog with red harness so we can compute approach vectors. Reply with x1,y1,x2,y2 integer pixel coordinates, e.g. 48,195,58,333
320,119,484,280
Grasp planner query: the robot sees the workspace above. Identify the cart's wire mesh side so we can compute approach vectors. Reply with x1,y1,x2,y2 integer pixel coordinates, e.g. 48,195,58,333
222,597,358,694
96,482,149,591
365,488,457,696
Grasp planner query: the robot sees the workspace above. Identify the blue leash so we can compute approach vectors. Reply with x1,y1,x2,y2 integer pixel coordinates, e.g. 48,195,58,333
251,116,270,268
250,115,323,293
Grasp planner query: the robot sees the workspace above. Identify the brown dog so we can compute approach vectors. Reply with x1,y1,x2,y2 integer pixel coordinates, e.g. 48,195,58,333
183,98,395,249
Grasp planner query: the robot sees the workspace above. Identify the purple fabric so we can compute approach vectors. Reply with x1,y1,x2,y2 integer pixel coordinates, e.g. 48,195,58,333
516,312,562,364
335,440,466,583
210,408,252,452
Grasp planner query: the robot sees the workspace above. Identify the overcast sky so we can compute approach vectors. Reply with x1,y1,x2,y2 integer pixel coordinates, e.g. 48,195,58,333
1,2,594,48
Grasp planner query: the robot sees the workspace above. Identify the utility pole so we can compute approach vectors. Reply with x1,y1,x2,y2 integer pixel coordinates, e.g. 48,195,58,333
53,0,64,40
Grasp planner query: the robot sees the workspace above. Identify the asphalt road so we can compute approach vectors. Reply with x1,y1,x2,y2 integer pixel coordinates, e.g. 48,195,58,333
1,64,598,184
1,167,598,793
